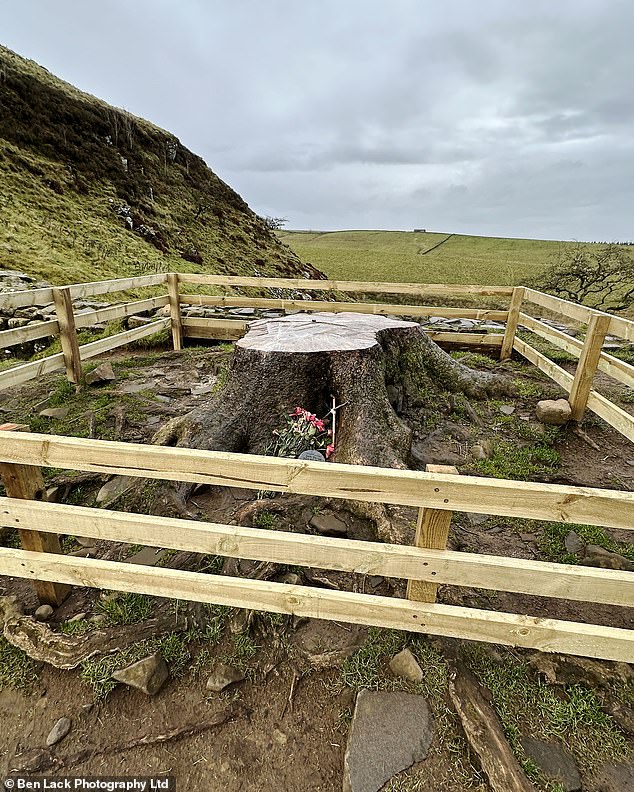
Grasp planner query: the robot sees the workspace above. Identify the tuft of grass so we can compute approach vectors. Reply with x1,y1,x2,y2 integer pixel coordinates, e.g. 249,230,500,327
96,592,154,625
58,618,94,636
538,521,634,564
252,511,278,529
0,637,40,690
463,644,631,774
224,632,259,670
472,441,560,480
513,378,547,399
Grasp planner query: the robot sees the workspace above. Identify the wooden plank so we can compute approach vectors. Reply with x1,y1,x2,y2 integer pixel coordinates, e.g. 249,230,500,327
0,427,68,606
586,391,634,443
569,314,611,421
73,296,170,330
513,337,574,392
518,313,583,358
500,286,525,361
408,464,458,603
0,353,65,391
426,332,503,346
180,294,509,322
597,351,634,390
182,318,249,341
0,286,54,310
178,273,515,297
0,431,632,530
3,497,632,605
52,287,82,385
167,273,183,351
0,319,59,348
524,288,634,343
69,273,166,299
78,318,170,361
1,547,632,661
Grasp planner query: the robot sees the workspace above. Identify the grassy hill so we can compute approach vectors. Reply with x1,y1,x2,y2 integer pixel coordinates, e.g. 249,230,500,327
0,46,321,286
278,229,578,286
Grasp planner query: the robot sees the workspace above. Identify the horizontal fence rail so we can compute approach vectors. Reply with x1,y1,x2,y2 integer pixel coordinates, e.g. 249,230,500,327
0,431,632,662
0,432,632,529
0,271,631,444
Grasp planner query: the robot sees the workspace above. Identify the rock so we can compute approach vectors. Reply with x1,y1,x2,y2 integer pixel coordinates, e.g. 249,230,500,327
343,690,433,792
298,449,326,462
309,513,348,537
112,652,169,695
46,716,72,746
466,513,490,526
470,443,490,460
278,572,301,586
389,648,423,683
499,404,515,415
593,761,634,792
38,407,70,419
520,736,581,791
564,530,584,554
292,619,367,668
205,663,245,693
580,544,634,571
127,315,152,328
75,536,97,548
85,362,116,385
535,398,571,426
96,475,135,505
125,547,169,566
68,612,87,622
605,700,634,735
191,383,216,396
34,604,54,621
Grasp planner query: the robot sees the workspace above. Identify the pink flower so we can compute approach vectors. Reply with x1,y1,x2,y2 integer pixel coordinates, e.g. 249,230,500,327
313,418,325,432
326,443,335,458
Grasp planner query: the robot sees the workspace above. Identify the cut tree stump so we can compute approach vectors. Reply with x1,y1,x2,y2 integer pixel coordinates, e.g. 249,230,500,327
132,312,510,540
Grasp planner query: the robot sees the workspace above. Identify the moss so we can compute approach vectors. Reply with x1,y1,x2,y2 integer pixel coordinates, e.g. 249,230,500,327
0,637,40,690
471,441,560,480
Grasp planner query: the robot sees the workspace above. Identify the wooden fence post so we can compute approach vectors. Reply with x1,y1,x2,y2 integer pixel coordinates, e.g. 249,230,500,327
500,286,525,361
167,273,183,351
52,286,82,385
0,424,70,606
569,313,611,422
407,464,459,603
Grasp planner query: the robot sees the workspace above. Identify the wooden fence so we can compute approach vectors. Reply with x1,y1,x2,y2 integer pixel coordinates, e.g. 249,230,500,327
0,429,632,662
0,274,632,662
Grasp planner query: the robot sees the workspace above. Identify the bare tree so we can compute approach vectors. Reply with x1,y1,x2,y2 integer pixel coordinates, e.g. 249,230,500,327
262,216,288,230
527,243,634,312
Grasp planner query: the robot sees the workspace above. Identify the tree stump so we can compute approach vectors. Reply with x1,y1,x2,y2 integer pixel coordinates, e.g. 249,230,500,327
140,312,509,540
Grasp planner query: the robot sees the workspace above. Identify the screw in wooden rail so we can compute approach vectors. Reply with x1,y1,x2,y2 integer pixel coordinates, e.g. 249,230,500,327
0,423,70,606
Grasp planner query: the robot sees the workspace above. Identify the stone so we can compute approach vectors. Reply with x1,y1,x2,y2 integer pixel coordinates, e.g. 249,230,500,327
85,362,116,385
46,716,72,746
343,690,433,792
298,449,326,462
68,612,87,622
292,619,367,668
127,315,152,328
112,652,169,695
38,407,70,419
580,545,634,572
564,530,584,555
470,443,489,460
278,572,301,586
34,604,54,621
96,475,135,505
520,736,581,791
75,536,97,548
593,761,634,792
527,653,634,690
309,513,348,537
125,547,168,566
389,648,423,683
205,663,245,693
191,383,216,396
535,398,571,426
499,404,515,415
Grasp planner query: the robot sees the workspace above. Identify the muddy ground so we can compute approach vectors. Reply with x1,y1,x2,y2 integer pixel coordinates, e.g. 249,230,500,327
0,339,633,791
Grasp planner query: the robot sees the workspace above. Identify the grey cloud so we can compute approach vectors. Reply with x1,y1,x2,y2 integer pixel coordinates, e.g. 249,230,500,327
2,0,634,240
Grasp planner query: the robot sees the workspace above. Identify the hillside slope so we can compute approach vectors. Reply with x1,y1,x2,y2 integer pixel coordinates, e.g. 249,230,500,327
0,46,322,285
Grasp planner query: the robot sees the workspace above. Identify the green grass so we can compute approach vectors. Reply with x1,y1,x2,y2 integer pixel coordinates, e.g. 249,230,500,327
252,511,278,529
538,521,634,564
471,440,560,480
279,229,604,287
463,645,631,774
96,592,154,624
0,637,40,690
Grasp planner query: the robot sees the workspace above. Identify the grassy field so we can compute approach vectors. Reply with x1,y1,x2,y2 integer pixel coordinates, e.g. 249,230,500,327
278,229,581,286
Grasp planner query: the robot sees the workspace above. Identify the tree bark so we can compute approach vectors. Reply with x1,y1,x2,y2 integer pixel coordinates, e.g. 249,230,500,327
127,313,510,538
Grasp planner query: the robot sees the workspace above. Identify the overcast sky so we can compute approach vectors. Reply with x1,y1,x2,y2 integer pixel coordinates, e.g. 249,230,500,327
2,1,633,240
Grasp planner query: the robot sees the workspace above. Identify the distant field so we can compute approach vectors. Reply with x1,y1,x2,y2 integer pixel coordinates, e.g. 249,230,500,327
277,230,576,286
